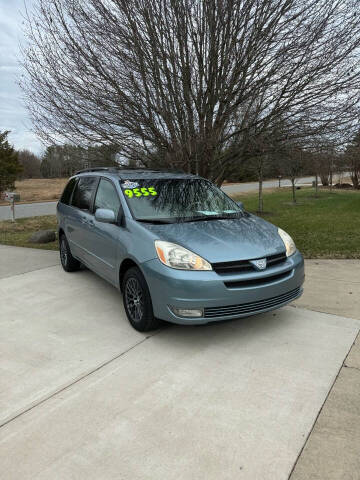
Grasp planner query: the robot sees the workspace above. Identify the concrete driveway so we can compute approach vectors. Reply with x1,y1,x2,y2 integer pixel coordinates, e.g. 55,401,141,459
0,244,59,279
0,246,359,479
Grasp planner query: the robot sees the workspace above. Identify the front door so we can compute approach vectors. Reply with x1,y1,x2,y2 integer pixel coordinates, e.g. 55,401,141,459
86,177,124,284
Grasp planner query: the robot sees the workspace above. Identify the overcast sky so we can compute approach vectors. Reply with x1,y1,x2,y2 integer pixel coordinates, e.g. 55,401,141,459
0,0,43,155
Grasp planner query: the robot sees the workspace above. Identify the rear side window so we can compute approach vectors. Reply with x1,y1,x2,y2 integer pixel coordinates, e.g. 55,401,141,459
60,178,77,205
94,178,121,217
71,176,98,211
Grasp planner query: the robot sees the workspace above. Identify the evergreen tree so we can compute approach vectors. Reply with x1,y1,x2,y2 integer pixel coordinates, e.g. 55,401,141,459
0,131,23,196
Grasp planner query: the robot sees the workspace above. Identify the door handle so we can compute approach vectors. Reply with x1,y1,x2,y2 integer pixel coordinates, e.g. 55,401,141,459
81,216,94,227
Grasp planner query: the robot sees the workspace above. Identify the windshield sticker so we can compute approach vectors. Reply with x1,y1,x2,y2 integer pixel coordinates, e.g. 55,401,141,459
124,186,158,198
195,210,239,215
196,211,220,215
121,180,139,189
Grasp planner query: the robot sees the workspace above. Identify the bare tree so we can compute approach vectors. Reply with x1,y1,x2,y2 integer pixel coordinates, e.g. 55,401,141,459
313,146,338,189
304,129,355,195
40,143,119,178
21,0,360,181
17,149,41,178
246,129,277,213
345,130,360,189
278,144,305,204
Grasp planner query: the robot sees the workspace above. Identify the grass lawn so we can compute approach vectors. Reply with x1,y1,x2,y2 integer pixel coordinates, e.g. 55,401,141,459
234,188,360,258
0,178,68,205
0,188,359,258
0,215,58,251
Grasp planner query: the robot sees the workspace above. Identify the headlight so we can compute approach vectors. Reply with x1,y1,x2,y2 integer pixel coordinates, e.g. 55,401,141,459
155,241,212,270
278,228,296,257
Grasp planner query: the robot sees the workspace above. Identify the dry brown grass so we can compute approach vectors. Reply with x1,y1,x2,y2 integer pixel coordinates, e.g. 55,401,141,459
0,178,68,205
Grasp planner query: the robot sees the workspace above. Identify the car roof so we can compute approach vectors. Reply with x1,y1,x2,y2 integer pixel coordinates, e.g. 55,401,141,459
74,168,200,181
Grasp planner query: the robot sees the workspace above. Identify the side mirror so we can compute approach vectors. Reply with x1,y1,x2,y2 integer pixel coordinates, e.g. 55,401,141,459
95,208,116,224
236,201,244,210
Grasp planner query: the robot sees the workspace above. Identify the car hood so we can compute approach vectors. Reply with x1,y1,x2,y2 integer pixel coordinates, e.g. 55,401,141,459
140,213,286,263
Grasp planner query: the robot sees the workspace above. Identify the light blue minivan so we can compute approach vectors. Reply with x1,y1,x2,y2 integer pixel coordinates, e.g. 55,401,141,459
57,168,304,331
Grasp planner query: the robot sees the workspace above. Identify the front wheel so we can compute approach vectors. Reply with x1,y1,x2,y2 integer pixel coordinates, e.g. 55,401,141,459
59,234,81,272
122,267,160,332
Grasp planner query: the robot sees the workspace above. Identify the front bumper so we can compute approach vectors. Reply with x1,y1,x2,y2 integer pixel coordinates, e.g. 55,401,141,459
141,250,305,325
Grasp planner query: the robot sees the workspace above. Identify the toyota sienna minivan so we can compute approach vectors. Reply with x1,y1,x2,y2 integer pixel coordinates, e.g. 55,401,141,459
57,167,304,331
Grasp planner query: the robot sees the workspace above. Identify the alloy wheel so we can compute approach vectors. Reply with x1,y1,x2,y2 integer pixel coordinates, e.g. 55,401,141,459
60,239,68,267
125,277,144,322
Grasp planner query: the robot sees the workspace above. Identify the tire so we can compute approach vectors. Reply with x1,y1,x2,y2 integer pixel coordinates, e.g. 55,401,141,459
122,266,160,332
59,234,81,272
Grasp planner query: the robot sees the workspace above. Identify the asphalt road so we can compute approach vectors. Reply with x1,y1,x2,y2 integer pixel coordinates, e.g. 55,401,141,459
0,175,320,221
0,201,58,221
221,175,317,195
1,245,359,479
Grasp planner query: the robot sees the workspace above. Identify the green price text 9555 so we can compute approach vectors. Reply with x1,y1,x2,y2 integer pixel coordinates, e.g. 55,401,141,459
124,187,158,198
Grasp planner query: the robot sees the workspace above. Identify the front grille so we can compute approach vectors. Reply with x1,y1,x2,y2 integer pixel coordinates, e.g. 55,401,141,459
212,252,287,274
203,287,301,318
224,269,292,288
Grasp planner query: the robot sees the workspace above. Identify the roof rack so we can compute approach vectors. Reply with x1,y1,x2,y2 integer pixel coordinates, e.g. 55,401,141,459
75,167,119,174
75,166,186,175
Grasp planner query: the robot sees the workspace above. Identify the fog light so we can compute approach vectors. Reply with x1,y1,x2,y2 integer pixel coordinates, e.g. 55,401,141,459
170,306,203,318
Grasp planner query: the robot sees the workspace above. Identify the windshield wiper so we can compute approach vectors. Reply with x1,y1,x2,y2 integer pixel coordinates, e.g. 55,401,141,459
136,218,175,224
181,214,242,223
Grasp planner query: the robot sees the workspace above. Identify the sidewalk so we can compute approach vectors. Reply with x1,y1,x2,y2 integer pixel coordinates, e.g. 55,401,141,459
291,260,360,480
295,259,360,319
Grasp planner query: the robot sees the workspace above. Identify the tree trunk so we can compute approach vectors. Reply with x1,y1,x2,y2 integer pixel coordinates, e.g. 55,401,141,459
352,173,359,189
291,178,296,203
258,171,263,213
329,167,333,193
320,172,329,186
315,173,319,197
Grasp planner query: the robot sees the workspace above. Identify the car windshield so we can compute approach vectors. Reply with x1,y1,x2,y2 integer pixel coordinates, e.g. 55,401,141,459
119,178,243,223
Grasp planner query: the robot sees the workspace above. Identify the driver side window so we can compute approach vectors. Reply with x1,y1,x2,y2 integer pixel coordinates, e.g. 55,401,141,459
94,178,121,217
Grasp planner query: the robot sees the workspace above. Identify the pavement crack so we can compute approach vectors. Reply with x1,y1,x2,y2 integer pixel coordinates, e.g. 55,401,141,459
344,364,360,371
0,330,162,430
343,332,360,372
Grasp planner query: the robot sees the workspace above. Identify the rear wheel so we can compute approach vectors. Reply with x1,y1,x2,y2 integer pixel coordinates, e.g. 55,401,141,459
59,234,81,272
122,267,160,332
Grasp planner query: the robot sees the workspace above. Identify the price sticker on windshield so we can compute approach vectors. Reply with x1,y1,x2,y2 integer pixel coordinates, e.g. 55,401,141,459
124,187,158,198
